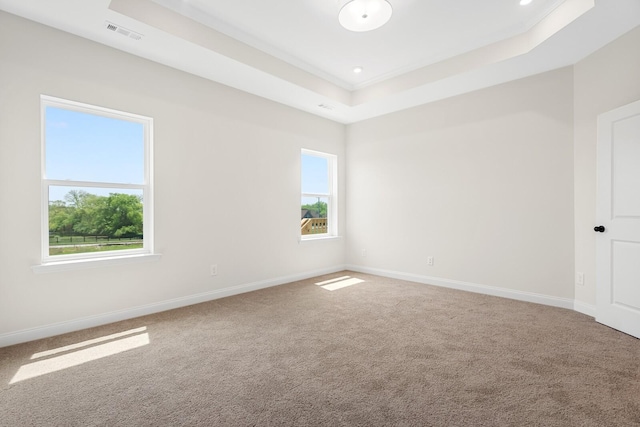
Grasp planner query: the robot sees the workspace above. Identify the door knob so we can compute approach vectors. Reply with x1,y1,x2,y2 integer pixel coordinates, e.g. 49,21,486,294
594,225,605,232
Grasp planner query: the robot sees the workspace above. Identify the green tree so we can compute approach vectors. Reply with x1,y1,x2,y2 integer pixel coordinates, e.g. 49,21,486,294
49,200,73,235
101,193,143,237
301,200,327,218
50,190,143,238
64,189,90,208
68,192,102,236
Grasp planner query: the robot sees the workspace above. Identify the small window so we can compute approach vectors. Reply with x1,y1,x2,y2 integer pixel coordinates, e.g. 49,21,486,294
41,96,153,262
301,149,337,238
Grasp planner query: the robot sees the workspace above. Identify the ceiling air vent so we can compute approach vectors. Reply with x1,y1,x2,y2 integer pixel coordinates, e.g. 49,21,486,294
318,104,334,110
104,21,143,41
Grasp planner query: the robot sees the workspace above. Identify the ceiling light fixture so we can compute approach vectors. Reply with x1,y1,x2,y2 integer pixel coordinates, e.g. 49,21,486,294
353,66,363,73
520,0,532,5
339,0,393,32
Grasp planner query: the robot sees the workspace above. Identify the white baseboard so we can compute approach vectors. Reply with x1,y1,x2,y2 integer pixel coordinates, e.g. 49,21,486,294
573,301,596,317
0,265,347,348
346,264,577,311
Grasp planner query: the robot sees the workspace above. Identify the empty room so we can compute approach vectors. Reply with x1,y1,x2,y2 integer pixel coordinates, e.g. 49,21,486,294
1,0,640,425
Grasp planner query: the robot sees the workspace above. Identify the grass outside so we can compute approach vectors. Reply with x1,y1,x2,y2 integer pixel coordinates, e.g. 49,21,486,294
49,243,143,256
49,235,142,246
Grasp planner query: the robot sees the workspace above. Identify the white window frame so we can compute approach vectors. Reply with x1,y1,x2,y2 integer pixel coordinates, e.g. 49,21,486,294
301,149,337,240
40,95,154,264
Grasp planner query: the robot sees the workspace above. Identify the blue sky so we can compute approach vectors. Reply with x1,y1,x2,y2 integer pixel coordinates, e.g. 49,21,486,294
301,154,328,194
46,106,144,201
301,154,329,209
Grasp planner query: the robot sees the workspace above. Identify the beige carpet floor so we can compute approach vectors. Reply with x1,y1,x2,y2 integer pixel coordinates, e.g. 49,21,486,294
1,271,639,426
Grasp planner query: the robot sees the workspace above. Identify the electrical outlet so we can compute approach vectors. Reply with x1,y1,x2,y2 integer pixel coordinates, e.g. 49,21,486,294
210,264,218,276
576,272,584,286
427,256,434,266
362,249,367,257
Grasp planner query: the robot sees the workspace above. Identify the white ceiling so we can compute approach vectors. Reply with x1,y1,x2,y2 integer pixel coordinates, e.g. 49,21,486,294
1,0,639,124
150,0,568,89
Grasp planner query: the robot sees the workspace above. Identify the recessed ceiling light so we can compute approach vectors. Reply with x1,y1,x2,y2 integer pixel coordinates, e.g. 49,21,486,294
339,0,393,32
353,66,363,74
520,0,532,5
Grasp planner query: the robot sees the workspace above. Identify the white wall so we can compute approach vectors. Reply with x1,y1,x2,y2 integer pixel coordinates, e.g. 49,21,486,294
0,12,346,343
346,68,575,301
573,26,640,307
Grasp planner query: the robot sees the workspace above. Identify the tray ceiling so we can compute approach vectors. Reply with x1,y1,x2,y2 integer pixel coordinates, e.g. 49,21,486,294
1,0,639,123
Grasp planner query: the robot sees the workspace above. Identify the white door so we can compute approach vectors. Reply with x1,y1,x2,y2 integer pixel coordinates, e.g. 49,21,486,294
596,99,640,339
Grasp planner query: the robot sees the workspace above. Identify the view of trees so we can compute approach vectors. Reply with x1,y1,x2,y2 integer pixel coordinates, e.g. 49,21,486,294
49,190,143,238
301,200,327,218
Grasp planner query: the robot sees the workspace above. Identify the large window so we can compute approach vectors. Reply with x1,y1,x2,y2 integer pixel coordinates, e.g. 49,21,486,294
41,96,153,262
301,149,337,239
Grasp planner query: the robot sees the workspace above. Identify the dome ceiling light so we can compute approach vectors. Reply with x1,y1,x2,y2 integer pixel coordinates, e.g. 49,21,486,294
339,0,393,32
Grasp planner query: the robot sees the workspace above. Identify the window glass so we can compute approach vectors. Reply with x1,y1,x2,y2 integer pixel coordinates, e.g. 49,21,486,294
301,154,328,194
42,96,152,261
48,186,144,256
45,107,144,183
301,150,336,238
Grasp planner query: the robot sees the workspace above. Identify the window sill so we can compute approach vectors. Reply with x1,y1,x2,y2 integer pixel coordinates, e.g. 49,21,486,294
32,253,162,274
299,235,342,244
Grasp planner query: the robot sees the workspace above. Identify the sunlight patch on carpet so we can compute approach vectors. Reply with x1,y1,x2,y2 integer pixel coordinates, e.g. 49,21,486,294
315,276,365,291
10,330,149,384
31,326,148,359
